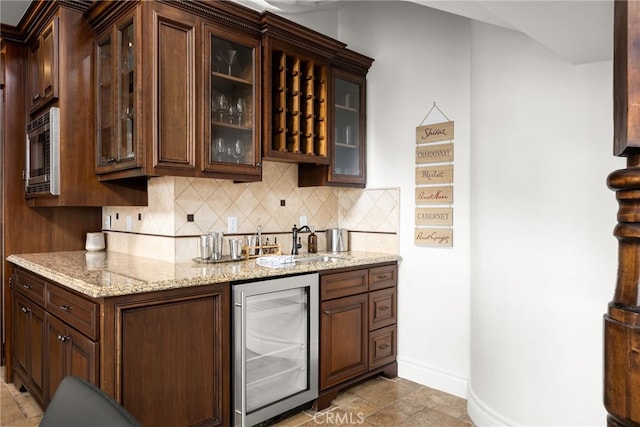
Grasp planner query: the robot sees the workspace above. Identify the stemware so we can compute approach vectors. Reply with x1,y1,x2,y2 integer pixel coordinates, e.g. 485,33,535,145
232,139,244,163
213,137,226,162
235,98,246,126
214,94,228,122
228,103,237,124
220,49,238,76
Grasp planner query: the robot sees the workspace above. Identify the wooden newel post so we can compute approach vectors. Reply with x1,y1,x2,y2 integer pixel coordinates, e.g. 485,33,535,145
605,157,640,427
607,1,640,425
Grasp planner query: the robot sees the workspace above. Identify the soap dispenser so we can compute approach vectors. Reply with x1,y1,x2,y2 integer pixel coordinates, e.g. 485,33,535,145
308,226,317,253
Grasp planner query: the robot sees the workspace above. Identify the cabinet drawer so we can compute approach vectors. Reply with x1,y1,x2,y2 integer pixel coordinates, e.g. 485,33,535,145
47,284,98,340
14,269,46,307
321,269,368,300
369,288,396,331
369,264,397,291
369,325,396,369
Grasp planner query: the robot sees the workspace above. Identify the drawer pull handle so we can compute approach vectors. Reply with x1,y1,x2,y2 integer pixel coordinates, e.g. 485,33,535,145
21,307,31,314
59,305,72,312
22,284,32,289
378,344,390,349
57,335,70,342
379,306,390,311
376,274,390,280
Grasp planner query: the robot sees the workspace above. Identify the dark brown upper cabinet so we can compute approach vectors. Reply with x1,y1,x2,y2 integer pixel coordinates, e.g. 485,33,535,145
15,0,147,207
87,1,372,187
260,12,373,187
88,0,262,182
28,16,59,114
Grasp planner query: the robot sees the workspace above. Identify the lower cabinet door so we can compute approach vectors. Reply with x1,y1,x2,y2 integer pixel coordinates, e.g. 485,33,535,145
13,292,46,407
45,313,98,404
320,293,368,390
118,290,229,427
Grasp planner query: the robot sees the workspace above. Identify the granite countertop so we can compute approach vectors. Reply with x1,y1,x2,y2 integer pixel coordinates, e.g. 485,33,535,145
7,250,401,299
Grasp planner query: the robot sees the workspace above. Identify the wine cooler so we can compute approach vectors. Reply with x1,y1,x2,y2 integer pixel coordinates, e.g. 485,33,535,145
232,273,319,426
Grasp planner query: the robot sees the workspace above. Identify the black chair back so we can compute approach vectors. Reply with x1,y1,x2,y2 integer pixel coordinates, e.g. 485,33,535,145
40,376,141,427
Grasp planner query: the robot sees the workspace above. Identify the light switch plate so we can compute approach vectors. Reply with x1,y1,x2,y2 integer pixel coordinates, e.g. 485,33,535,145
126,215,132,232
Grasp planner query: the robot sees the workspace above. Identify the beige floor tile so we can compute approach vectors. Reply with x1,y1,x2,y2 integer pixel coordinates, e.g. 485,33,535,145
365,407,413,426
349,377,415,406
335,397,381,417
404,385,470,421
402,407,473,427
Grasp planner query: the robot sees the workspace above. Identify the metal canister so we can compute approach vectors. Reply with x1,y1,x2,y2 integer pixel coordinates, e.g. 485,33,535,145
326,228,349,252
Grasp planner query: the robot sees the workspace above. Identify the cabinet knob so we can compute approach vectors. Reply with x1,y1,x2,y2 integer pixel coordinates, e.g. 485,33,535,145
323,309,330,315
57,335,70,342
21,307,31,314
33,93,42,101
59,305,72,312
22,284,32,290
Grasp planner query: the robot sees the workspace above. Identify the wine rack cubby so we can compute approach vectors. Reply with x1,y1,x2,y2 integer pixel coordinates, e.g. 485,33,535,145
269,50,329,163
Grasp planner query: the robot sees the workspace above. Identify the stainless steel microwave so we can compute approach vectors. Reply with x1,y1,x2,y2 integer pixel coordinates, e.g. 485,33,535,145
25,107,60,197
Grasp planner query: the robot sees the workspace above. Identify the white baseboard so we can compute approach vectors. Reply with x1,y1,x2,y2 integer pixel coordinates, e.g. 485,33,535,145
466,385,515,426
397,356,468,398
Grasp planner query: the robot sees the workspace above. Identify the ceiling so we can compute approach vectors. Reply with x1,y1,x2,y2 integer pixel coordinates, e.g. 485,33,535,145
0,0,613,64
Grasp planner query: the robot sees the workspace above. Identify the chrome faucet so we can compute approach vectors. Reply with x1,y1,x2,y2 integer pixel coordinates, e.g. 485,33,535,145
291,224,311,255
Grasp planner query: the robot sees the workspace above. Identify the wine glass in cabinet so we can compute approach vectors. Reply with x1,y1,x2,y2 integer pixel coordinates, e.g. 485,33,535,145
204,27,261,181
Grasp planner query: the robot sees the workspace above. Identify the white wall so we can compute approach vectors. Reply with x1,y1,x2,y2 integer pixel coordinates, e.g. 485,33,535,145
334,1,473,398
469,22,622,426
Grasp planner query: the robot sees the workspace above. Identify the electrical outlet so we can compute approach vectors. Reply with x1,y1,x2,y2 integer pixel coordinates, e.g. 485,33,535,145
228,217,238,233
126,215,132,232
299,215,308,226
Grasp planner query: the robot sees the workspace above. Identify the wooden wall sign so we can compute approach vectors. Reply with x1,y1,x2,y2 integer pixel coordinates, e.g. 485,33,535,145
415,207,453,226
415,186,453,205
414,227,453,247
416,143,454,164
415,165,453,185
416,121,454,144
414,107,454,247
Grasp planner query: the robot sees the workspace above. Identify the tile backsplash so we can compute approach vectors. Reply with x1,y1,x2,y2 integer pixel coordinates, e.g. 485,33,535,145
103,161,399,262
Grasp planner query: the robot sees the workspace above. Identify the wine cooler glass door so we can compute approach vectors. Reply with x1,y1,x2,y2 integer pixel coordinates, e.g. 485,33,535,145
234,274,319,427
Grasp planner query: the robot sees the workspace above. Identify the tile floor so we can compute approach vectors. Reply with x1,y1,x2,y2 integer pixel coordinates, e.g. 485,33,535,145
272,376,474,427
1,367,473,427
1,367,42,427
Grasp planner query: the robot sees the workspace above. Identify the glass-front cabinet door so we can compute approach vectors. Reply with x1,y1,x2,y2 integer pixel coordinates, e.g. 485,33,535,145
96,16,139,175
332,71,365,186
204,26,261,181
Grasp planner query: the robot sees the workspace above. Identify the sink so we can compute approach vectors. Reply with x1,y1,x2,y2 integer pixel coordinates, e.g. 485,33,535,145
294,255,345,263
